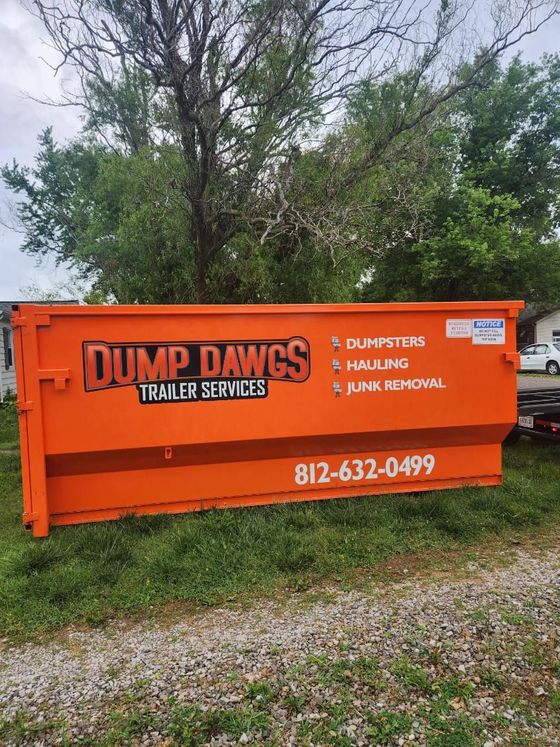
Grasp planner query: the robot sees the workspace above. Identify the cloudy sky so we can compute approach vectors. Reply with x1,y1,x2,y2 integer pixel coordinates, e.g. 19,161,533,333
0,0,81,300
0,0,559,300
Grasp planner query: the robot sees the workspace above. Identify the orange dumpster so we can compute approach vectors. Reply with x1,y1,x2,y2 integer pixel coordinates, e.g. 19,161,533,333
12,301,522,537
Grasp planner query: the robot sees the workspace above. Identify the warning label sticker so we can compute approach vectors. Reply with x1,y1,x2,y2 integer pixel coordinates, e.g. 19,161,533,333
446,319,472,338
472,319,505,345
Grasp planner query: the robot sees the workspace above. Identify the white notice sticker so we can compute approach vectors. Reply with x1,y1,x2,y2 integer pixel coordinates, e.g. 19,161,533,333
472,319,505,345
446,319,472,338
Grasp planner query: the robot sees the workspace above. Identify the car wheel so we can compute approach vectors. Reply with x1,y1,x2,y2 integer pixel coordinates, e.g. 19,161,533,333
546,360,560,375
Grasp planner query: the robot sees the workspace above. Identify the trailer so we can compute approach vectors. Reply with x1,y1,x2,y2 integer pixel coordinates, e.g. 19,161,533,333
507,387,560,443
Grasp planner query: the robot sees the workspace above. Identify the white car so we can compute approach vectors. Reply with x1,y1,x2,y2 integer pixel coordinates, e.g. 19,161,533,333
519,342,560,375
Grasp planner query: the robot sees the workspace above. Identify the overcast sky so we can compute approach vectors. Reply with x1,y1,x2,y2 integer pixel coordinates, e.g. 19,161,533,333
0,0,559,300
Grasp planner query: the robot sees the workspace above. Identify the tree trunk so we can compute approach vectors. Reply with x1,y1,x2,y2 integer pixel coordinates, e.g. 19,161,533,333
195,245,210,303
193,204,212,304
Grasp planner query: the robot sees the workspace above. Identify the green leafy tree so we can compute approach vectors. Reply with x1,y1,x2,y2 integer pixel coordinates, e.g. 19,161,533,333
2,133,194,303
82,64,156,154
363,183,560,306
459,54,560,239
2,130,101,262
361,55,560,307
365,185,560,302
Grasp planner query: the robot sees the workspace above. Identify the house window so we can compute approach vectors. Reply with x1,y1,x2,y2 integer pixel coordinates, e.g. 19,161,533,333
553,329,560,342
3,327,13,370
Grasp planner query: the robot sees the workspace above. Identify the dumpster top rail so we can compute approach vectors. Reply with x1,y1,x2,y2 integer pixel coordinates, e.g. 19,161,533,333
11,300,525,317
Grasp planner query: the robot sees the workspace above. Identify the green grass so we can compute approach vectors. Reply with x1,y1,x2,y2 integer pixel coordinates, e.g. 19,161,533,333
0,396,18,450
1,400,560,640
517,372,558,378
366,711,414,745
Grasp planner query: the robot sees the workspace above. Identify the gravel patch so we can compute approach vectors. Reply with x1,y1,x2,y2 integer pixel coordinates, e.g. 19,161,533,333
1,541,559,746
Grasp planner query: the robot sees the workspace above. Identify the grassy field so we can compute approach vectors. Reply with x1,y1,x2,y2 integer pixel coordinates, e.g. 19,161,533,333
0,395,18,450
517,372,558,379
1,400,559,641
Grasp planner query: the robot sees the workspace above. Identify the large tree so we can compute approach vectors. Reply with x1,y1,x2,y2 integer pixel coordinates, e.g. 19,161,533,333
2,129,194,303
459,53,560,239
20,0,558,301
360,54,560,307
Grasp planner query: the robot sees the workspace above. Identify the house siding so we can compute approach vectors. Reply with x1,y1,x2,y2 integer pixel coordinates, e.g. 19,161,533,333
0,319,17,401
536,311,560,343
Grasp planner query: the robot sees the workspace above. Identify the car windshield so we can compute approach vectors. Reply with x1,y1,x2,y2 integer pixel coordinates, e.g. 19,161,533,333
554,343,560,353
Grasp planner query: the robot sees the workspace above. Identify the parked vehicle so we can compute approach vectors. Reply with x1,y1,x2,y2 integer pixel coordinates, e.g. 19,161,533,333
519,342,560,375
505,387,560,444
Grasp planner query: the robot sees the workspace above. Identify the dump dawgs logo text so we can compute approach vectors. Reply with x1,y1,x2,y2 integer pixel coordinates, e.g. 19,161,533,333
83,338,310,404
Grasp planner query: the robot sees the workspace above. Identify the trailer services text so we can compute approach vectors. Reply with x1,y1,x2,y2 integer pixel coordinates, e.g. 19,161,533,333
83,338,310,403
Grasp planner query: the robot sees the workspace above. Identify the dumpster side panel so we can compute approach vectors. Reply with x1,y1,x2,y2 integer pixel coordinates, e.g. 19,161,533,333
12,302,522,536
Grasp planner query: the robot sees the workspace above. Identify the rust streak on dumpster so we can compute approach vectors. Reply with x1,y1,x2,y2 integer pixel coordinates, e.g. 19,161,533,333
12,301,523,537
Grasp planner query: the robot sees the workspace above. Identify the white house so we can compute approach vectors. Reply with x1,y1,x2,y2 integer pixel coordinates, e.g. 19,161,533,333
0,302,16,402
517,307,560,349
1,300,80,402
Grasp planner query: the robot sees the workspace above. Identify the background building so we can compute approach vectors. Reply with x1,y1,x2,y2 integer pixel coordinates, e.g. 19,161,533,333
517,307,560,349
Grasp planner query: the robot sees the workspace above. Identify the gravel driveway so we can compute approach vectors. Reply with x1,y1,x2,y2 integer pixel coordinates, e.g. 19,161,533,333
1,539,559,746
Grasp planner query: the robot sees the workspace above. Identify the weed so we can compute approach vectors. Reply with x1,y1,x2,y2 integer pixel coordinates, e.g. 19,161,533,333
5,541,65,578
392,655,433,693
166,703,269,744
467,607,490,624
477,667,507,691
0,711,66,742
101,707,159,746
492,712,513,728
306,653,385,690
433,675,475,706
500,611,532,626
245,680,275,704
165,704,208,745
297,720,354,747
424,713,483,747
281,692,307,714
366,710,413,744
521,638,548,669
204,706,270,740
274,534,317,573
0,398,18,450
